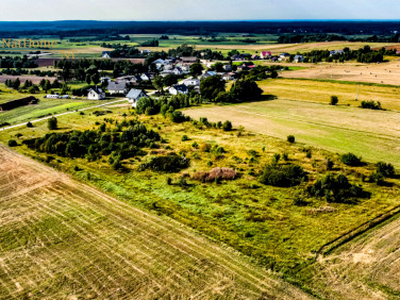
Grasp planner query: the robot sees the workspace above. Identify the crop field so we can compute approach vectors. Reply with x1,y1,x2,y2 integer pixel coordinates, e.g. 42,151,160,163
183,99,400,166
0,145,311,299
280,59,400,86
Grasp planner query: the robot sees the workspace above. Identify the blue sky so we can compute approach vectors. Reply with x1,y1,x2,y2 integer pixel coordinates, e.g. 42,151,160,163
0,0,398,21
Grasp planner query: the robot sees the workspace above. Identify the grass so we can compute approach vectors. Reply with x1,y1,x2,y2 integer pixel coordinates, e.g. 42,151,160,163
0,145,310,299
2,105,399,285
183,98,400,167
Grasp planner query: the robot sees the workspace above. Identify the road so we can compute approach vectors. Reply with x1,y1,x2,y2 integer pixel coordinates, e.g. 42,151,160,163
1,99,128,131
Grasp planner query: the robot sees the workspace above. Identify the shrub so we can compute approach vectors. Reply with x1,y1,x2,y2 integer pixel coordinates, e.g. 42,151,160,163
47,117,58,130
259,164,307,187
287,135,295,143
308,173,370,203
199,142,212,152
166,177,172,185
192,141,199,149
192,167,237,183
222,120,233,131
181,135,189,141
8,139,17,147
139,154,190,173
376,161,395,178
330,95,338,105
326,159,334,170
306,149,312,159
26,121,33,128
282,153,289,161
360,100,383,110
341,153,362,166
370,171,385,185
273,153,281,164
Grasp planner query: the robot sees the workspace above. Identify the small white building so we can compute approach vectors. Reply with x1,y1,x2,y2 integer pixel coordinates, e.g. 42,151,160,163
126,89,148,107
140,73,152,81
183,78,200,87
293,55,304,63
102,51,111,59
87,87,106,100
45,94,60,99
169,84,189,95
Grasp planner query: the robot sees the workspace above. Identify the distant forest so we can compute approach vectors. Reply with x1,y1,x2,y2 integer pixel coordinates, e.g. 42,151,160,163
1,21,400,42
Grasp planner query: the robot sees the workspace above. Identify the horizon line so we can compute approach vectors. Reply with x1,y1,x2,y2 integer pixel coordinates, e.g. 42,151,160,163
3,19,400,22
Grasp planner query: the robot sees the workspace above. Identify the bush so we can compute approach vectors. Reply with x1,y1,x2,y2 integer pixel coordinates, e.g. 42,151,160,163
287,135,295,143
326,159,334,170
8,139,18,147
259,164,307,187
308,173,370,203
192,167,237,183
166,177,172,185
376,161,395,178
222,120,233,131
181,135,189,141
330,95,339,105
26,121,33,128
341,153,362,166
139,154,190,173
360,100,382,110
48,117,58,130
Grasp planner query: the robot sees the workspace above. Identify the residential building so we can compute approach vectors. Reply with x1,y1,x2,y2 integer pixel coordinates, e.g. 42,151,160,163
126,89,148,108
169,84,189,95
87,87,106,100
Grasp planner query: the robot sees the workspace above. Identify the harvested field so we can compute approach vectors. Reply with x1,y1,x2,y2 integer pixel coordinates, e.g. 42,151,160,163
280,59,400,86
0,145,310,299
301,213,400,299
0,75,56,85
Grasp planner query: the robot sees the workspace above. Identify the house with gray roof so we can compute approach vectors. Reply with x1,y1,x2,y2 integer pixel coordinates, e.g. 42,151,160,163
169,84,189,95
126,89,148,108
87,87,106,100
107,81,128,95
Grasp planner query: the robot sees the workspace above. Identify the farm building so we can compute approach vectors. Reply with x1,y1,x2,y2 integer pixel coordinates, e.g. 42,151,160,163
0,96,38,111
183,78,200,87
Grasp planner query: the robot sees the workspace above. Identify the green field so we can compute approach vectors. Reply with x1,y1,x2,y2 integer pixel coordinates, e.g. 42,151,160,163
183,99,400,166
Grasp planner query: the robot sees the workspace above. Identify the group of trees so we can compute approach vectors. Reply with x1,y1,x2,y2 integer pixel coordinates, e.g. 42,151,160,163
200,75,263,103
23,119,161,169
0,68,55,77
5,77,60,93
0,55,38,68
278,33,400,44
296,46,387,64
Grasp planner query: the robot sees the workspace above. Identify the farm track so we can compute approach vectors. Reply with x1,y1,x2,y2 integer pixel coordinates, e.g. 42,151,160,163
0,145,311,299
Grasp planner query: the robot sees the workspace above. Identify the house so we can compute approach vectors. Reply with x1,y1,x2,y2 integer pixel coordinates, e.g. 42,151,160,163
330,50,345,56
87,87,106,100
223,64,232,71
251,54,260,60
242,62,255,68
107,81,128,95
102,51,111,59
153,58,166,70
140,73,152,81
231,54,245,61
293,55,304,63
172,67,184,76
100,76,112,84
126,89,148,107
169,84,189,95
183,78,200,86
0,96,38,111
180,56,198,64
141,49,152,55
260,51,272,59
279,53,291,61
222,72,237,81
60,95,70,99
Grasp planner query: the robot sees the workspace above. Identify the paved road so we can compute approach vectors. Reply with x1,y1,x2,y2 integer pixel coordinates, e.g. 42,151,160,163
1,99,128,131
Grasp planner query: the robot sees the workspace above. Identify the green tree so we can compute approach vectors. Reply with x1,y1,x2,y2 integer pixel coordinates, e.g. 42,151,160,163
229,78,262,102
153,75,164,94
190,63,204,77
48,117,58,130
330,95,339,105
200,75,226,100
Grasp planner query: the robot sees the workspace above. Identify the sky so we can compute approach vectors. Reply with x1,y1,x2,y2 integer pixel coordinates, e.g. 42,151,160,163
0,0,398,21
